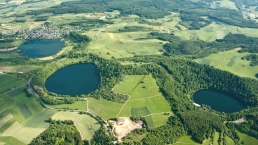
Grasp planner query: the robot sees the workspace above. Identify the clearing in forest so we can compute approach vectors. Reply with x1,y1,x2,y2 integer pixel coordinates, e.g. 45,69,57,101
114,75,172,128
195,48,258,79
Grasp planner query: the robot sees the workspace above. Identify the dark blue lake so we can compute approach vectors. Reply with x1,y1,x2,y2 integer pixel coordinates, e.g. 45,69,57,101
19,39,64,58
193,89,245,113
45,63,100,96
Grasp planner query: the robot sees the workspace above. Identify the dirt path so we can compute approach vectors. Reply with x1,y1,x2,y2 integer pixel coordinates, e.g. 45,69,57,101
0,47,17,52
116,75,146,117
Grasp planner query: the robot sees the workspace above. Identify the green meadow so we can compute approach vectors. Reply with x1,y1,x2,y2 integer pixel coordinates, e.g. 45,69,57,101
114,75,172,128
0,74,56,144
195,49,258,79
86,23,164,59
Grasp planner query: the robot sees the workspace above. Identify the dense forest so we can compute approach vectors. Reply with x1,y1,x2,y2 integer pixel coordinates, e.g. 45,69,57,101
30,120,85,145
149,32,258,56
242,54,258,66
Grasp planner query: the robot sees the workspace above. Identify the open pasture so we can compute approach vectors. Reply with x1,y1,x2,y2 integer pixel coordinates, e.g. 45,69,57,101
238,131,258,145
0,74,24,94
87,98,123,121
86,23,164,59
114,75,171,128
0,136,25,145
195,49,258,79
189,23,258,42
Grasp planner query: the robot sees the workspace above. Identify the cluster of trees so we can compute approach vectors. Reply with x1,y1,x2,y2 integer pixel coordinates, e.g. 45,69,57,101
30,120,86,145
142,125,185,144
61,19,113,31
118,26,153,32
87,55,128,102
67,32,91,45
150,32,258,56
227,107,258,139
242,54,258,66
179,110,224,143
235,114,258,139
180,13,211,30
214,33,258,53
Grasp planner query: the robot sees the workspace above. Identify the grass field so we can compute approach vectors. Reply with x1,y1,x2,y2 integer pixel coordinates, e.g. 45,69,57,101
0,74,57,144
87,98,123,120
238,131,258,145
51,111,101,141
114,75,172,128
86,22,164,59
0,40,22,49
0,74,24,94
87,75,171,128
195,49,258,79
0,136,25,145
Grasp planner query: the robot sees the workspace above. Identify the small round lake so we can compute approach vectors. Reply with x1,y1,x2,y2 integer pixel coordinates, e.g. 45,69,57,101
45,63,100,96
19,39,64,58
193,89,245,113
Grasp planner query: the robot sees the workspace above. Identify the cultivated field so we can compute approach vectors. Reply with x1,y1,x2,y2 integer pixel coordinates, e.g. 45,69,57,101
195,48,258,79
87,98,123,121
0,74,56,144
114,75,172,128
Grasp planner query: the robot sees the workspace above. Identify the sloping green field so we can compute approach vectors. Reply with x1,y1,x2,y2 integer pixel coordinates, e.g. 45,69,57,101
0,74,56,144
114,75,172,128
195,49,258,79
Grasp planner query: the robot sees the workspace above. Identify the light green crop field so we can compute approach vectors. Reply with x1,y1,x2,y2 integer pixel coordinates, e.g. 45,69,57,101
87,98,123,120
0,74,24,93
51,111,101,141
0,40,22,49
173,135,200,145
86,24,164,59
0,75,56,144
0,136,25,145
114,75,171,128
238,131,258,145
195,23,258,42
173,22,258,42
195,49,258,79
